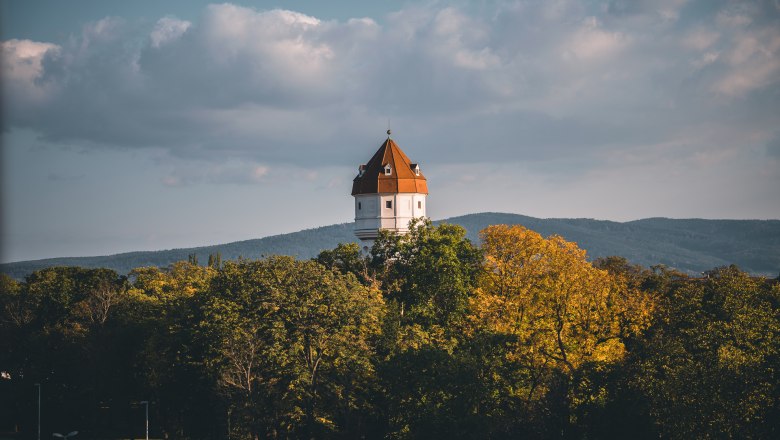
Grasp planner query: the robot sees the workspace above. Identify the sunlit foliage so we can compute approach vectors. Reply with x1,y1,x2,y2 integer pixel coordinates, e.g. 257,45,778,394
0,223,777,439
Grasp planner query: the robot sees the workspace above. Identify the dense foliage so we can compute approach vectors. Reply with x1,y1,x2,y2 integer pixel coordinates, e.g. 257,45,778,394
1,221,778,439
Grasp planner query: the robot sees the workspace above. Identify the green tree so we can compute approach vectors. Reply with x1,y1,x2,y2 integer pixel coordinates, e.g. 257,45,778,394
371,218,483,348
208,252,223,269
200,256,385,438
369,220,484,438
127,261,219,439
634,265,780,439
315,242,372,286
0,267,137,438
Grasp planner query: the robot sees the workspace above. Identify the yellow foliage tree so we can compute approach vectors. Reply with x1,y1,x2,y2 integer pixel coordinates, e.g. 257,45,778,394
470,225,653,402
128,261,215,305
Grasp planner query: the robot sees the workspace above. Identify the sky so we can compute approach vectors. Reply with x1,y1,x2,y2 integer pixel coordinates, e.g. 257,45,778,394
2,0,779,263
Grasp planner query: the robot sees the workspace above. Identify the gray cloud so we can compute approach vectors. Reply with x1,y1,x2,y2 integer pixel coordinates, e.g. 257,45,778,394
47,172,86,182
160,159,269,186
2,0,779,172
767,133,780,157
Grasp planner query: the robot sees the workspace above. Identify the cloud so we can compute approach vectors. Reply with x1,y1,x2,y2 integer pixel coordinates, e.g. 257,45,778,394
712,26,780,96
1,39,60,106
1,39,59,81
160,160,270,186
47,172,86,182
682,28,720,51
767,133,780,158
1,0,779,173
150,17,191,48
563,17,629,61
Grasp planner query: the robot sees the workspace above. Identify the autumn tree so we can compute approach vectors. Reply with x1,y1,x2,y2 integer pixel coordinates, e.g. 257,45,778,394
470,225,654,434
4,228,778,439
129,261,215,304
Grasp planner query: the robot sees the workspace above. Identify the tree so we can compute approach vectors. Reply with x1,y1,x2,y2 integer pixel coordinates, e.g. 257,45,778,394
367,220,485,438
129,261,215,305
200,257,385,438
315,242,372,286
370,218,483,348
634,265,780,439
208,252,222,269
0,274,28,433
0,267,137,438
469,225,654,435
127,261,218,439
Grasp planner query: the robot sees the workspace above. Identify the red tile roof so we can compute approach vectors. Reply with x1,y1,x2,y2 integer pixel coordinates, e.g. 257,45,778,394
351,136,428,195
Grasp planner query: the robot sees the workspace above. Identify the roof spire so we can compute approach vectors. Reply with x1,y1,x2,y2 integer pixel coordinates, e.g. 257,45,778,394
386,128,392,139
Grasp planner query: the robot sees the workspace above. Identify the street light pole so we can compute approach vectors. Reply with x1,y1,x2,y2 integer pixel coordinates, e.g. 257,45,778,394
34,383,40,440
140,401,149,440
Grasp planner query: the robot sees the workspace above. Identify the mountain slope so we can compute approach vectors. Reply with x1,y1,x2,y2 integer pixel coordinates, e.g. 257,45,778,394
2,213,778,279
447,214,780,275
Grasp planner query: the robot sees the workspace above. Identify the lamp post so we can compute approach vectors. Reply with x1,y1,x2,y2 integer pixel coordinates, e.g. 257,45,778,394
34,383,41,440
140,401,149,440
52,431,78,439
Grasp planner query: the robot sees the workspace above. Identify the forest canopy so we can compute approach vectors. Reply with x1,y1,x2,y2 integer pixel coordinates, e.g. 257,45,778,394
1,221,778,439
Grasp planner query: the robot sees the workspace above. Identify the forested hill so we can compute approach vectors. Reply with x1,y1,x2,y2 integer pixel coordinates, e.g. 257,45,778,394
2,213,779,278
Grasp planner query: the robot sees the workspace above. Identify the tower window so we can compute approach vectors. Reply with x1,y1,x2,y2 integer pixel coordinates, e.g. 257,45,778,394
384,165,392,176
386,200,392,209
418,201,422,209
358,202,362,210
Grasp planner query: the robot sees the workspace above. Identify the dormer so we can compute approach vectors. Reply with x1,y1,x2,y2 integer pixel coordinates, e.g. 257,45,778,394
384,164,392,176
411,163,420,176
358,164,366,177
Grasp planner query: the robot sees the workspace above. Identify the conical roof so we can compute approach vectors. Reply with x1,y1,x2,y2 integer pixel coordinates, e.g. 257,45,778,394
351,136,428,195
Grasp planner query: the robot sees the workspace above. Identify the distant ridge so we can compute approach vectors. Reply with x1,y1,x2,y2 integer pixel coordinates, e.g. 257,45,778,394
2,213,779,279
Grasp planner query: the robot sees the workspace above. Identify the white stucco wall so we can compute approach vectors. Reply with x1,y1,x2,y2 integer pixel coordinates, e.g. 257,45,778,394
354,193,427,240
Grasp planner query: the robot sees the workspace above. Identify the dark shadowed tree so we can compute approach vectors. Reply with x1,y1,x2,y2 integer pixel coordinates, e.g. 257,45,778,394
633,265,780,439
369,220,484,438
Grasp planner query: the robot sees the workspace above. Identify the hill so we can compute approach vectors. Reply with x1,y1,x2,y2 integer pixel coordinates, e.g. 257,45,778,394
2,213,779,279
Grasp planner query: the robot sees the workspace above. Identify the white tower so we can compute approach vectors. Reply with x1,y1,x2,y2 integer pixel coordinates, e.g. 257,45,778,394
352,130,428,247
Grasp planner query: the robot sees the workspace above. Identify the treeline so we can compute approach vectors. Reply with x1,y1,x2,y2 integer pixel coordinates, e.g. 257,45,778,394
1,220,779,439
